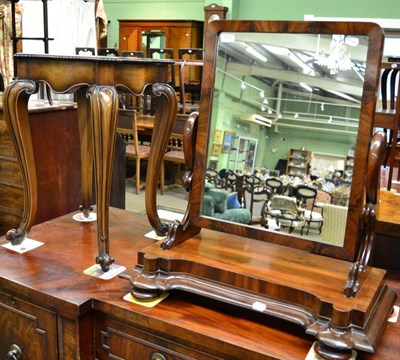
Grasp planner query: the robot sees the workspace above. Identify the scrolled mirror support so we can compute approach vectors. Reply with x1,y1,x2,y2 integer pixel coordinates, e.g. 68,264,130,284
344,132,387,297
145,83,178,236
162,111,201,250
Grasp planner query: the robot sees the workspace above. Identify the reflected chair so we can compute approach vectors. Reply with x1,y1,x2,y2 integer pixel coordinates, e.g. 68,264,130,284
242,174,272,225
206,169,220,187
117,109,151,194
262,195,305,233
160,133,185,195
319,203,348,246
265,177,283,195
295,185,323,235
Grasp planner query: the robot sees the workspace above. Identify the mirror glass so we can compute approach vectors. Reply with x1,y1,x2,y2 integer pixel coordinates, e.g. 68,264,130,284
141,30,166,57
203,32,369,247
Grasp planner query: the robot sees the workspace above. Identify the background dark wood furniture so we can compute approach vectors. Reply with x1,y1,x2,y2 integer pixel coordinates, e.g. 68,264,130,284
119,20,203,89
1,209,399,359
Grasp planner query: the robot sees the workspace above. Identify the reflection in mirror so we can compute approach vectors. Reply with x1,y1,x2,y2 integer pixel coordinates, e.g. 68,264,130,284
141,30,166,57
204,32,369,247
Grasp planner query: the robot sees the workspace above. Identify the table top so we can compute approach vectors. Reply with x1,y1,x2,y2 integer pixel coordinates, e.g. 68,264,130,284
377,189,400,236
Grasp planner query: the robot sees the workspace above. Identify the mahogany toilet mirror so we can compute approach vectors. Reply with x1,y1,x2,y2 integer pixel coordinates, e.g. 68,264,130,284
130,20,396,359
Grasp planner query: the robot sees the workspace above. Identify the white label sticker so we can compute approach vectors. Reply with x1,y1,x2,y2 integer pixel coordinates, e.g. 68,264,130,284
220,32,235,43
252,301,267,312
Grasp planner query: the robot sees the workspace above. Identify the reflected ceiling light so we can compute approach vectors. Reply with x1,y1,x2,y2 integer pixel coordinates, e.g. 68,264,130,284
259,90,265,98
299,82,313,92
326,89,361,103
328,116,333,123
263,98,269,104
240,113,272,127
320,103,325,111
314,35,353,75
245,45,267,62
288,51,315,75
262,44,288,56
241,82,246,90
294,113,299,119
261,105,266,111
268,109,273,114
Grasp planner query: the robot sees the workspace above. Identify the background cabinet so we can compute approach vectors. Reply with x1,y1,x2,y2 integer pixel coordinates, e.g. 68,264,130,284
344,154,354,182
119,20,203,87
119,20,203,57
286,148,310,177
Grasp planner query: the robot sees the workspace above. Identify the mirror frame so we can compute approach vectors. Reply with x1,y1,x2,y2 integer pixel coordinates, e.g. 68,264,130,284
188,20,384,261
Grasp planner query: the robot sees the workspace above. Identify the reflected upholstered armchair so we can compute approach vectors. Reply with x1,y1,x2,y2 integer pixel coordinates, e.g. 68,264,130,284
202,183,251,224
262,195,305,233
319,203,348,246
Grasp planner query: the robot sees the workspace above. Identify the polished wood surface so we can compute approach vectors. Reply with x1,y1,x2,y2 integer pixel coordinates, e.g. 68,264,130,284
0,209,399,359
376,189,400,246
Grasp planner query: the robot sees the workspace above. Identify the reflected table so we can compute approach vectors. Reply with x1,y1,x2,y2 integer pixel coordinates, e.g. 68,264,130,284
2,53,177,271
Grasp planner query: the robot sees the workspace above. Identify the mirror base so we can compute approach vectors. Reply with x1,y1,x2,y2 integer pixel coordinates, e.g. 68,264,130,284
129,234,396,356
314,342,353,360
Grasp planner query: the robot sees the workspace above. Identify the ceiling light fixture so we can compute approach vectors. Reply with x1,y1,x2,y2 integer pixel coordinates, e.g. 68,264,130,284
262,44,289,56
259,90,265,98
245,45,267,62
314,34,353,75
241,82,246,90
288,51,315,75
299,82,313,92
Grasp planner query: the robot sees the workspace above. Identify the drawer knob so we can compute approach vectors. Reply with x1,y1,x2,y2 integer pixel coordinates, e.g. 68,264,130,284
151,352,166,360
5,344,22,360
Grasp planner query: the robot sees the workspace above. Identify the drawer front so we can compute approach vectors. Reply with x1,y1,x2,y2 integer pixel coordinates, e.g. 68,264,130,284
0,291,58,359
0,158,22,184
95,315,219,360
